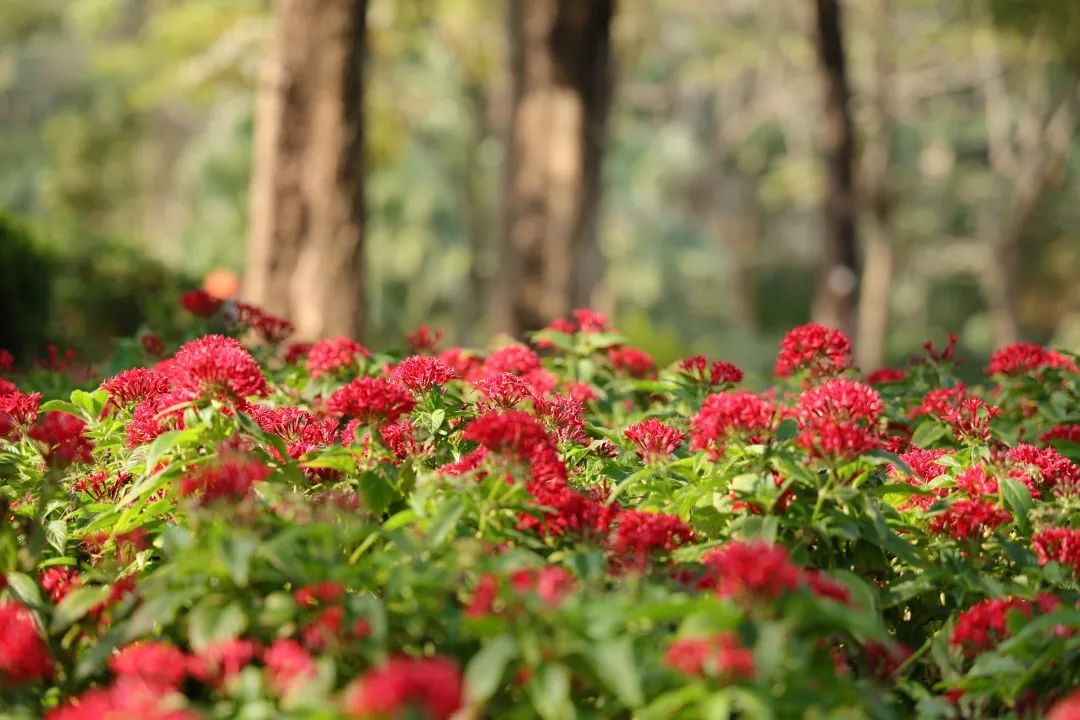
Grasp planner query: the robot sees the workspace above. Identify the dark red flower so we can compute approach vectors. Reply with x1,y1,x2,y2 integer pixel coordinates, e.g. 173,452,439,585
30,412,93,466
929,497,1011,540
794,378,882,459
40,567,79,604
774,323,852,379
140,333,164,357
0,388,41,438
344,655,463,720
624,418,685,463
701,541,802,600
950,597,1041,656
986,342,1077,377
0,349,13,373
405,324,444,354
101,368,171,408
180,456,270,503
327,377,415,425
689,391,774,459
181,289,223,317
865,367,906,385
608,346,656,378
392,355,454,392
306,337,370,378
465,574,499,618
229,301,294,344
1033,527,1080,574
167,335,267,404
612,509,695,560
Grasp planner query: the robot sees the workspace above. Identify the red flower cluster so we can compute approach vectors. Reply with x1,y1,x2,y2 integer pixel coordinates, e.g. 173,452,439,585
942,397,1000,443
1005,444,1079,497
612,509,695,560
794,378,882,460
689,391,774,459
701,541,802,600
986,342,1078,377
265,638,316,694
306,337,370,378
344,655,463,720
247,405,339,462
40,566,79,603
29,411,93,466
865,367,906,385
0,348,13,373
47,677,201,720
0,387,41,437
624,418,685,463
180,457,270,503
327,377,415,425
1032,527,1080,574
608,346,656,378
110,641,189,687
0,601,52,684
950,595,1059,656
774,323,852,379
101,368,171,408
405,324,444,354
1042,424,1080,447
392,355,454,391
663,633,754,680
168,335,268,404
929,497,1011,540
678,356,744,386
229,301,295,345
481,344,541,377
181,289,222,317
892,449,951,510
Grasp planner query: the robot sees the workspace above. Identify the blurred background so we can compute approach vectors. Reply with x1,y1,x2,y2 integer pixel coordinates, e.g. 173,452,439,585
2,0,1080,375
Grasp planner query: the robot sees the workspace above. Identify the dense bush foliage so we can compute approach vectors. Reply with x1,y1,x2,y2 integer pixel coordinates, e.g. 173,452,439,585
1,300,1079,719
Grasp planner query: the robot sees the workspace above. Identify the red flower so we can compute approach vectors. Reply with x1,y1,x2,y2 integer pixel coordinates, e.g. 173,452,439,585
473,372,533,407
1006,444,1079,497
910,384,967,421
405,324,444,354
533,393,587,444
0,388,41,438
168,335,267,404
344,655,463,720
608,346,656,377
284,341,312,364
101,367,171,408
229,301,295,344
865,367,906,385
306,337,370,378
519,481,616,537
794,378,882,459
392,355,454,392
664,633,754,680
0,602,52,684
1047,688,1080,720
465,574,499,618
29,412,93,466
612,509,695,560
942,397,1000,443
264,639,316,695
986,342,1077,377
293,581,345,607
1042,424,1080,447
949,596,1055,655
109,642,188,688
140,333,165,357
40,567,79,604
482,344,541,377
804,570,852,604
1033,527,1080,574
180,456,270,503
181,289,223,317
702,541,802,600
327,377,415,425
0,348,13,373
689,391,774,459
678,357,744,386
624,418,685,463
380,419,418,460
188,638,259,686
463,410,553,461
46,677,201,720
891,449,952,510
774,323,852,379
929,497,1011,540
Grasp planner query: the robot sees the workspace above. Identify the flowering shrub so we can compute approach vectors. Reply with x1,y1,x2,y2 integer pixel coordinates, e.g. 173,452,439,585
1,305,1079,719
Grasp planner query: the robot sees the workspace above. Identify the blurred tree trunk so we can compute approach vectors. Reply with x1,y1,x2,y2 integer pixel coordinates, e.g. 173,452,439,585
811,0,859,339
855,0,895,371
245,0,366,341
494,0,615,336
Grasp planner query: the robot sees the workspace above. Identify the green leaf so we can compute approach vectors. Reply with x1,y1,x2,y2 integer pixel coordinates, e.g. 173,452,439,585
910,422,947,448
188,597,248,651
999,477,1034,531
6,572,44,610
51,585,111,632
358,470,397,515
465,635,517,704
590,637,644,708
427,497,464,545
527,664,574,720
221,536,258,587
774,418,797,441
45,519,67,554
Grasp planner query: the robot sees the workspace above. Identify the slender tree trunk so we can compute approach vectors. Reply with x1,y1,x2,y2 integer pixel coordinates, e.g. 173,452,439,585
855,0,895,371
494,0,615,336
246,0,366,341
811,0,859,339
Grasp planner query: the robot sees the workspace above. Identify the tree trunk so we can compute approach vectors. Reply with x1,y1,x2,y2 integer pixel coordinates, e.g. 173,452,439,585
811,0,859,339
245,0,366,341
494,0,615,336
855,0,895,371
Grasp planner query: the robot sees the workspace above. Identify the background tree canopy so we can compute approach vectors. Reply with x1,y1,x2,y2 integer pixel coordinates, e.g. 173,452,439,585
2,0,1080,375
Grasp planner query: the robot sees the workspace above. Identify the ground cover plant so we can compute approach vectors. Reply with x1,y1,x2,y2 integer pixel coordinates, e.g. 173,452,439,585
1,298,1079,719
